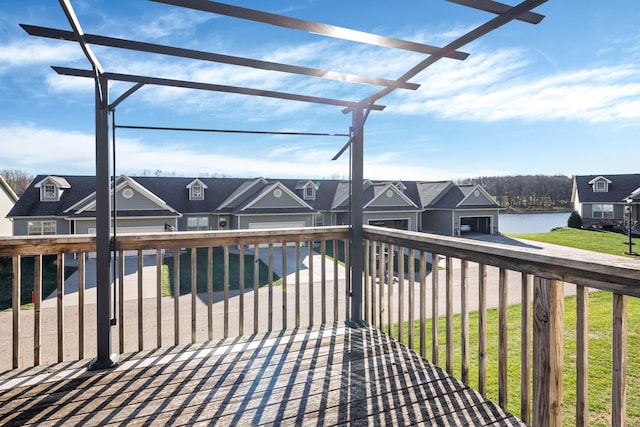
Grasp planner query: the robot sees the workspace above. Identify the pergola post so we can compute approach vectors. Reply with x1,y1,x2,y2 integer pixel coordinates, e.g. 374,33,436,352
349,107,365,325
88,73,118,370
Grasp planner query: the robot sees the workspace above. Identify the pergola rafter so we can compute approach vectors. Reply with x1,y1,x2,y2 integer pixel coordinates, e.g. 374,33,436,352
22,0,547,370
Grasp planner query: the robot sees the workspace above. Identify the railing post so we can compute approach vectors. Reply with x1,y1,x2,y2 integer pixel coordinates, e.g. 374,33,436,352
89,73,117,370
349,107,364,325
533,277,564,426
612,293,627,427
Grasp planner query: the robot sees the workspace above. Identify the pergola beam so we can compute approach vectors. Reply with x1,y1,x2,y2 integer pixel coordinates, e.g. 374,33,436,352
21,24,419,91
52,66,386,110
152,0,470,60
447,0,545,24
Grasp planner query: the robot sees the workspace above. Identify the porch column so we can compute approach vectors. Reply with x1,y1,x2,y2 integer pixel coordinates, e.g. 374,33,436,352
88,73,118,370
349,107,364,324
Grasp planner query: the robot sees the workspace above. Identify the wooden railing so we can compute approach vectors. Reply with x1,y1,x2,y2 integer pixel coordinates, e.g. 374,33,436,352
0,227,350,371
363,225,640,427
2,225,639,426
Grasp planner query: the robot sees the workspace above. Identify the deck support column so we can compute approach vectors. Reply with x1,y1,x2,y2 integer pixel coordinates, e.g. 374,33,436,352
349,107,364,325
88,73,118,370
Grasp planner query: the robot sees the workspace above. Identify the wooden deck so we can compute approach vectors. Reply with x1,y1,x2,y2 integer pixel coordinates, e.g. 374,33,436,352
0,325,523,426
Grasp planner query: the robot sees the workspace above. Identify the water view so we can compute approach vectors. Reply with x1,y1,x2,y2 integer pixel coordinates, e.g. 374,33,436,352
499,211,571,234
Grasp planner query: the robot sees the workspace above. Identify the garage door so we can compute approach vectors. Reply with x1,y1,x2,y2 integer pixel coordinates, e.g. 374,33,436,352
88,226,165,258
249,221,305,247
460,217,492,234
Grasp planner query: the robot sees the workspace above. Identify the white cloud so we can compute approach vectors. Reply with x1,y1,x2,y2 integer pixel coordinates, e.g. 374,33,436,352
0,40,83,73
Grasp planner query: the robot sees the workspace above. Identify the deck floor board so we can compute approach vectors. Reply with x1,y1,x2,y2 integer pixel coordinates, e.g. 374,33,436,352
0,325,523,426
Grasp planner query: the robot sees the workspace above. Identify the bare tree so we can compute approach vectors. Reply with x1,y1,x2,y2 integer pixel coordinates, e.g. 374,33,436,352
0,169,34,197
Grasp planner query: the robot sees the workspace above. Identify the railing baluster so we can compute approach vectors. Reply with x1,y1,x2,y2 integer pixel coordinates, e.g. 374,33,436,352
431,252,439,366
521,273,532,423
268,243,274,331
364,239,370,325
408,248,415,350
333,239,338,323
398,246,405,345
57,253,64,362
295,242,300,329
478,263,487,396
208,247,213,340
156,248,163,348
34,255,42,365
12,255,20,369
224,245,229,338
419,250,426,359
379,243,385,332
344,238,350,321
78,253,85,359
461,259,469,385
190,247,197,344
253,243,259,334
282,243,287,330
612,292,627,427
387,244,394,338
119,249,125,353
139,249,145,350
498,267,508,409
173,247,180,346
576,285,588,427
239,244,245,336
445,256,453,374
308,240,314,327
321,240,326,324
371,241,377,328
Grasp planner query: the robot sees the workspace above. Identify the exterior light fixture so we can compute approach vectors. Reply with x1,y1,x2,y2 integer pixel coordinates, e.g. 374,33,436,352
625,197,637,256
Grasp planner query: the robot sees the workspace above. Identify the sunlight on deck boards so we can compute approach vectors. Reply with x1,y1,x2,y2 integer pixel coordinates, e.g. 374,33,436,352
0,325,523,426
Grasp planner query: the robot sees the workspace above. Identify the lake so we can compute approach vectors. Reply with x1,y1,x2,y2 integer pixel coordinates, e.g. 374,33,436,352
499,212,571,234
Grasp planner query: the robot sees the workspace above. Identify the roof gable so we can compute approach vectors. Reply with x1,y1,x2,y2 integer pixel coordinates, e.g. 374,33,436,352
241,182,313,211
0,176,18,203
457,184,500,207
365,183,417,209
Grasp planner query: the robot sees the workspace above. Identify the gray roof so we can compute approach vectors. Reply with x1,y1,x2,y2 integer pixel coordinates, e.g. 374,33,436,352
574,174,640,203
8,175,501,219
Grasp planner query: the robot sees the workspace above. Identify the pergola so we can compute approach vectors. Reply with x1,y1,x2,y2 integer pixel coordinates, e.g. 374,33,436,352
21,0,547,370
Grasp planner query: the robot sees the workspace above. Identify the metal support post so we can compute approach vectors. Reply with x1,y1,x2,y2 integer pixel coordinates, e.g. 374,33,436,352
88,73,118,370
348,107,365,326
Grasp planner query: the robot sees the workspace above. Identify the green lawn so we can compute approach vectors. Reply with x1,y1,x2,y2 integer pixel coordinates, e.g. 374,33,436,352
397,291,640,426
164,247,278,296
508,227,636,257
0,255,77,311
393,227,640,425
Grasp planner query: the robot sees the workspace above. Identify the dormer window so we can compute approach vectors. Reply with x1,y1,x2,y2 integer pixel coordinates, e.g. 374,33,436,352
187,179,207,201
589,176,611,193
191,183,203,200
305,185,315,200
43,184,56,200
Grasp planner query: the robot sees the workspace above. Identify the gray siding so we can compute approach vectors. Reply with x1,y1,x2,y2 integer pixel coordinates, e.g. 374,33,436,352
251,190,303,209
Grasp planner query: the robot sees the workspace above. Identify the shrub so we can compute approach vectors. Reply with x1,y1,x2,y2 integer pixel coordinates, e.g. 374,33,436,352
567,210,582,229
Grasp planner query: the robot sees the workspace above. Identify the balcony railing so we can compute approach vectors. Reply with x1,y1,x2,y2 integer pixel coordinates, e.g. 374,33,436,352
1,225,639,426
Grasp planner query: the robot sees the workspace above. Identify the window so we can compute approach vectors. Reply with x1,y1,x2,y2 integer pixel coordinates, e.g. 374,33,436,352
187,216,209,231
43,184,56,200
315,214,324,226
305,185,315,199
592,204,613,218
190,184,203,200
28,221,56,235
594,180,607,192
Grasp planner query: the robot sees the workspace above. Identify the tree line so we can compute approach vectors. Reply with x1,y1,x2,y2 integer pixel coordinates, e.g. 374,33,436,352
458,174,573,211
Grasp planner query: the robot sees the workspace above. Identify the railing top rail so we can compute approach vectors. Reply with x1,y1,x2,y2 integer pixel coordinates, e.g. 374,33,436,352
0,226,350,256
364,225,640,297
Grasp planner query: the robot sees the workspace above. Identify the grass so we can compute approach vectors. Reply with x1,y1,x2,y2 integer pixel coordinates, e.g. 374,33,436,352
507,227,636,257
0,255,77,311
164,247,278,296
395,291,640,425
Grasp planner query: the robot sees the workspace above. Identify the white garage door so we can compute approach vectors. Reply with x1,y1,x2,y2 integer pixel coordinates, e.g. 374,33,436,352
248,221,305,247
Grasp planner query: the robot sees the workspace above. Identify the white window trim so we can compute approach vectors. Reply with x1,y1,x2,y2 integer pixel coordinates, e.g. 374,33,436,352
28,220,57,235
592,204,614,218
190,184,204,200
42,184,57,200
594,180,608,192
187,216,209,231
304,185,315,200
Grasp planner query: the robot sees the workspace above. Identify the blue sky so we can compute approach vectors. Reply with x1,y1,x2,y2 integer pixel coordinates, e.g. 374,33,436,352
0,1,639,181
